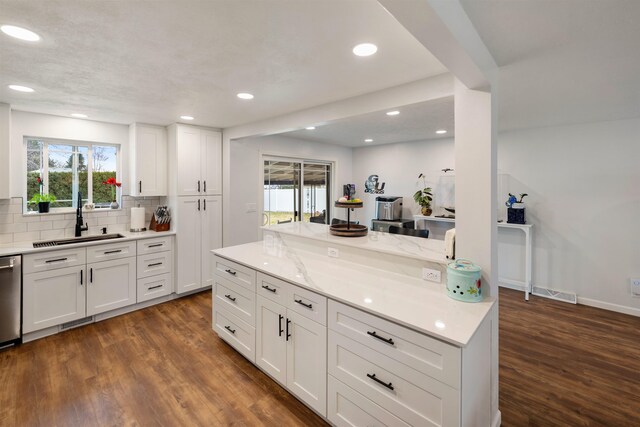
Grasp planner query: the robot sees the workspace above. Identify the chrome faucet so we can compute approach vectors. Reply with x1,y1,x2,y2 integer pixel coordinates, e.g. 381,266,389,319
75,192,88,237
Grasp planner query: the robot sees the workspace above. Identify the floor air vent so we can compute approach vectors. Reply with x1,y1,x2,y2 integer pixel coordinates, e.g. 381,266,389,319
62,316,94,330
532,287,577,304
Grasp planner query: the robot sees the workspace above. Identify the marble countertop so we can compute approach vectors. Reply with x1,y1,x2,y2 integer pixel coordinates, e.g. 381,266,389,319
262,222,448,265
0,230,175,257
213,239,495,347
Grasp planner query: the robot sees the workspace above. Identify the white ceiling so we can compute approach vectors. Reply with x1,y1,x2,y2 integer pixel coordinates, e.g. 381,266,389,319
0,0,446,128
461,0,640,131
282,96,454,147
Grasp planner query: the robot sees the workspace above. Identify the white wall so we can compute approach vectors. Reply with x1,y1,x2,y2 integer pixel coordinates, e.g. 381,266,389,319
228,135,352,246
10,111,130,198
351,138,455,230
498,117,640,315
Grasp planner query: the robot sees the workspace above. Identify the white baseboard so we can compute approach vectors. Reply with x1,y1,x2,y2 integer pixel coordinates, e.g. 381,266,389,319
498,282,525,292
492,410,502,427
577,296,640,317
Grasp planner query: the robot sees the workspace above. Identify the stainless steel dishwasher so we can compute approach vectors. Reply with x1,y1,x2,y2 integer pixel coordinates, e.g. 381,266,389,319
0,255,21,348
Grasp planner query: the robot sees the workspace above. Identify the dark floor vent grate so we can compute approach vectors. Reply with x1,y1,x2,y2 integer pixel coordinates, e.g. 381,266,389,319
61,316,93,330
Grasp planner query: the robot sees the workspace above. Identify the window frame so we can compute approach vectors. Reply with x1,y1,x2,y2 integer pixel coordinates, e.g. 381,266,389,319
23,136,121,213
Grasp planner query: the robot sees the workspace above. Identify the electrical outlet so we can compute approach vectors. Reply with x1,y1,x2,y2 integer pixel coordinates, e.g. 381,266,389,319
631,278,640,297
422,268,441,283
328,247,339,258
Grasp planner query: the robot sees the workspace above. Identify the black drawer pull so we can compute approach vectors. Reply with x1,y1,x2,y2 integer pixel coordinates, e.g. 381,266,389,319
225,269,237,276
45,257,68,263
224,294,236,302
148,284,163,290
80,269,83,285
367,373,394,391
148,262,163,267
262,284,276,293
286,318,291,341
148,243,163,248
279,314,284,337
224,325,236,334
104,249,122,254
198,180,201,192
294,299,313,309
367,331,395,346
204,180,207,192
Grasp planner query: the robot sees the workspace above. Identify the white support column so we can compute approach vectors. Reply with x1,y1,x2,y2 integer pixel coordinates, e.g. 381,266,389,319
0,103,10,199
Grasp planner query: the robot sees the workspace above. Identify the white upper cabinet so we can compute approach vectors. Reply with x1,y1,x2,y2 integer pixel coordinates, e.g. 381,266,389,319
168,124,222,196
129,123,167,196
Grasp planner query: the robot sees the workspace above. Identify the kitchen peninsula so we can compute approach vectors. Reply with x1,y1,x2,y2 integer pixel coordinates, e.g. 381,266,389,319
212,223,497,427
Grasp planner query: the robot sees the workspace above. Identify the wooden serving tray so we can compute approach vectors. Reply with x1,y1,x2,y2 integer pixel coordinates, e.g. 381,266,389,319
329,223,368,237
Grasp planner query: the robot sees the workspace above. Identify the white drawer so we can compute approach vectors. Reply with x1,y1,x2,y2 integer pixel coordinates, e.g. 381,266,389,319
137,251,172,279
328,375,410,427
328,331,460,427
86,241,136,263
328,300,460,388
137,235,173,255
214,256,256,292
257,272,290,306
287,283,327,326
137,273,172,303
214,305,256,363
24,248,86,274
214,276,256,326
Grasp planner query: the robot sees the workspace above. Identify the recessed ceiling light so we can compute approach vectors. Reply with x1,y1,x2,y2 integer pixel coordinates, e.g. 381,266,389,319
237,92,254,100
1,25,40,42
71,113,88,118
353,43,378,57
180,115,194,121
386,110,400,116
364,138,373,143
8,84,34,92
436,129,447,134
305,126,316,130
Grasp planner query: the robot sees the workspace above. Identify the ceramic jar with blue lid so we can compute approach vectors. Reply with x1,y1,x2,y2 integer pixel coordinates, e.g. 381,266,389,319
446,259,483,302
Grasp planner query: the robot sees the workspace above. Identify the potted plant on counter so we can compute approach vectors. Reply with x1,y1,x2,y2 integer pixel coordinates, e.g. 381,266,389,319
30,193,57,213
414,173,433,216
102,177,122,209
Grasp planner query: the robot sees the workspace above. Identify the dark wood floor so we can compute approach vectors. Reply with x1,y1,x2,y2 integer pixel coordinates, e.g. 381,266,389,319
1,289,639,426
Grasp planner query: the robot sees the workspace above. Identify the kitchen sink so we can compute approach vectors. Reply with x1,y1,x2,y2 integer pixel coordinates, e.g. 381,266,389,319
33,233,125,248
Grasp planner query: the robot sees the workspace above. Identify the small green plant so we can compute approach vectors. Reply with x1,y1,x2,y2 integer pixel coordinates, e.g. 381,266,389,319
413,173,433,209
30,193,57,204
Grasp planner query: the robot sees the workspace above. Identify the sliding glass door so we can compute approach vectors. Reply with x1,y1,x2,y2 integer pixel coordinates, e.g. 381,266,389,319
263,158,331,225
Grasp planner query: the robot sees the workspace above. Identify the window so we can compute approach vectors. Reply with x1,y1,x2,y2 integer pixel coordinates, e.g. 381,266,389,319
25,138,120,212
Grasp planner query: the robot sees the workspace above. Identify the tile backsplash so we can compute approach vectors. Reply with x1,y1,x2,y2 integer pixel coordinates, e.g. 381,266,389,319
0,196,167,244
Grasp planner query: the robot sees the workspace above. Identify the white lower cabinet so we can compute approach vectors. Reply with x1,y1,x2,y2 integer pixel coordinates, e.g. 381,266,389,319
23,265,85,333
87,257,137,316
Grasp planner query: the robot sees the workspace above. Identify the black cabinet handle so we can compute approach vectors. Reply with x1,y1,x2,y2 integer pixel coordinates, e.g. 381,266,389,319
286,318,291,341
139,181,142,193
197,199,201,211
148,243,163,248
46,257,68,263
148,262,163,267
90,268,93,283
367,373,394,391
261,284,276,293
224,325,236,334
279,314,284,337
204,181,207,192
148,284,163,290
295,299,313,309
104,249,122,255
225,269,237,276
80,269,83,285
224,294,236,302
367,331,395,346
197,180,201,192
204,199,206,211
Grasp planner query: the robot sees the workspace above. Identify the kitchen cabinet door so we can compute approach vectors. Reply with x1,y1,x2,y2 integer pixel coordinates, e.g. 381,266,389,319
176,125,202,196
256,295,287,385
23,265,85,333
130,124,167,196
87,257,136,316
176,197,202,293
286,310,327,416
201,129,222,195
201,195,222,288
